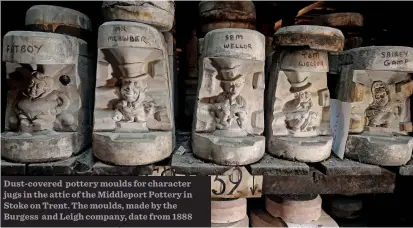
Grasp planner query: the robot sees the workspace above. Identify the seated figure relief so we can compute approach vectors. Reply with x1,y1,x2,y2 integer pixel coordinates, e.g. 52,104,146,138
13,70,72,133
266,25,345,163
2,29,92,163
93,20,175,166
111,73,170,131
365,81,403,128
201,65,247,131
113,77,148,123
283,91,318,133
192,28,266,166
335,46,413,166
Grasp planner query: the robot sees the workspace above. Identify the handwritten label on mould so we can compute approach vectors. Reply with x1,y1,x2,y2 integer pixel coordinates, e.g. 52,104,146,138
223,34,252,49
107,35,149,44
107,26,149,44
299,52,324,67
329,99,351,159
5,44,43,54
381,51,410,66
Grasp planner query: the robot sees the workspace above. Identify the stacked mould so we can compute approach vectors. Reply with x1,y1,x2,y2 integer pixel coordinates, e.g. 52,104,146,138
192,25,266,165
93,1,176,166
211,198,249,227
335,46,413,166
266,25,345,163
250,195,339,227
182,1,257,126
310,12,364,51
2,5,93,163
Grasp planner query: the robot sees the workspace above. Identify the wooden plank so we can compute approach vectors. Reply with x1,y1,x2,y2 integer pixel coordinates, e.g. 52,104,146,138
171,153,232,175
250,154,310,176
296,1,325,17
319,155,383,176
262,168,395,195
274,20,282,32
27,149,94,175
399,159,413,176
1,159,26,175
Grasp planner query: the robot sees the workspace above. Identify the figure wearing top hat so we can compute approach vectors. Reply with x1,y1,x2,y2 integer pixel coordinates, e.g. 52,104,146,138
200,64,247,130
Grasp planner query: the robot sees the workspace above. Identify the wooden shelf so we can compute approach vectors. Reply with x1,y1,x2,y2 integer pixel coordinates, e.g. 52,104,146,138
262,168,395,195
2,147,407,196
172,152,397,195
254,154,395,195
250,154,310,176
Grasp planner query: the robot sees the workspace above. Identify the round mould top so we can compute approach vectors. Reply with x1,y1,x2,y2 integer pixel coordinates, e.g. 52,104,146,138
275,25,344,38
274,25,345,52
310,12,364,27
101,1,175,32
102,0,175,13
25,5,92,32
199,0,256,22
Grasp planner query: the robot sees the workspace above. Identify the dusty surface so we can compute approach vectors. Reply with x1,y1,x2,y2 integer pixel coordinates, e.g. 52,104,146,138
199,1,255,22
336,46,413,166
193,28,266,165
310,13,364,27
93,21,174,165
171,152,233,176
320,154,382,175
2,31,92,162
199,1,256,36
250,154,310,176
25,5,92,39
273,25,344,52
102,0,175,32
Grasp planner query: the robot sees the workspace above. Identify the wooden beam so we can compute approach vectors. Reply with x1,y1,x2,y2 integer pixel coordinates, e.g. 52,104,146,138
273,1,325,30
297,1,325,17
274,20,282,32
262,169,395,195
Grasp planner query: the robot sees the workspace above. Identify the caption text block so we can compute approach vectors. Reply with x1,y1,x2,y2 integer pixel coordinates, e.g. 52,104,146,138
1,176,211,227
